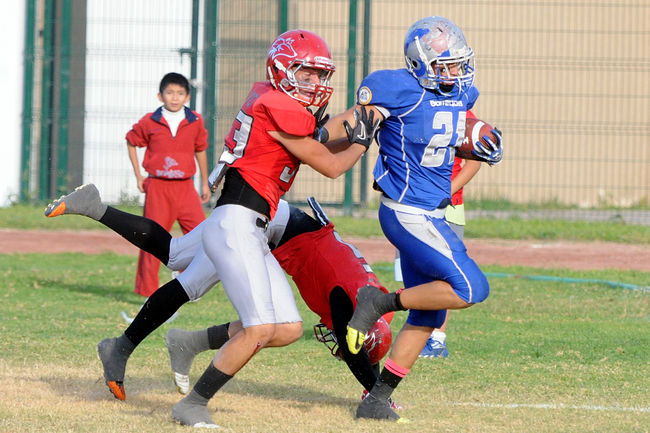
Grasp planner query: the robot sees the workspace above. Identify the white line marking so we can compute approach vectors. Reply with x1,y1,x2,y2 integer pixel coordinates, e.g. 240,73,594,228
450,402,649,413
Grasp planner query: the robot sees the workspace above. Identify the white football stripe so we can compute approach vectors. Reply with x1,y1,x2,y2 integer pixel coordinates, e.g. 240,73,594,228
471,120,486,150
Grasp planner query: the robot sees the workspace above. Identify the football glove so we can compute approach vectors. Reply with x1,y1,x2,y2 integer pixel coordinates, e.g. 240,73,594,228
472,127,503,166
343,105,380,150
308,103,330,143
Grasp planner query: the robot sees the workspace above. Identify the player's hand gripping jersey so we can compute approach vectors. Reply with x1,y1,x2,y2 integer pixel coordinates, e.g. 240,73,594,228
358,69,479,210
219,81,316,218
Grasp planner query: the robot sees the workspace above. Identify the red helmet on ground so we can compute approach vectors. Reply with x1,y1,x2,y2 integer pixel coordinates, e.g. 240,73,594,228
363,316,393,364
314,316,392,364
266,29,335,107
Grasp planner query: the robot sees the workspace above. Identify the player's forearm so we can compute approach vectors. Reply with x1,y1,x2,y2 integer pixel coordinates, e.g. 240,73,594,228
195,150,209,184
126,143,143,178
451,159,481,195
322,106,357,143
268,130,365,178
310,144,366,178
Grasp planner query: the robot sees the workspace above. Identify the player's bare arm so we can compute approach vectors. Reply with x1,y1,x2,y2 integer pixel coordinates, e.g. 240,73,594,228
451,159,481,195
268,130,365,178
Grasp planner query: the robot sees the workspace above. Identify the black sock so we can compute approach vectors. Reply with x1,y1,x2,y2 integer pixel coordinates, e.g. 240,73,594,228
207,323,230,350
372,369,402,400
99,206,172,264
395,292,405,310
194,362,233,400
379,367,403,388
124,279,189,346
367,291,407,317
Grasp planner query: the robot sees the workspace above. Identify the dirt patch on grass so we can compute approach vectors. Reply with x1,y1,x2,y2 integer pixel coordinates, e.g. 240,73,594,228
2,228,649,272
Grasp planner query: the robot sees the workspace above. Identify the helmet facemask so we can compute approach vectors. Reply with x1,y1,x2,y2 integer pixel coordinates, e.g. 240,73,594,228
313,323,342,360
278,60,334,107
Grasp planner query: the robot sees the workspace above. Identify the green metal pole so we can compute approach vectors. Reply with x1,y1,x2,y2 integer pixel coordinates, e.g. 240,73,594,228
359,0,371,206
344,0,358,215
39,0,55,200
56,0,72,195
189,0,199,110
20,0,37,202
278,0,289,33
203,0,218,171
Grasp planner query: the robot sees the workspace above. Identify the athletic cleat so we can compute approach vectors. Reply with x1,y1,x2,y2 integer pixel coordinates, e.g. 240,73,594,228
173,371,191,395
346,285,386,354
97,336,133,401
44,183,107,220
172,394,219,429
419,337,449,358
165,328,199,394
362,390,402,410
346,325,366,356
106,380,126,401
356,393,400,421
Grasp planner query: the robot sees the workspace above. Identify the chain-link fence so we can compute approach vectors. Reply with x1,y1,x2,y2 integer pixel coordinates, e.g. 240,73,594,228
21,0,650,223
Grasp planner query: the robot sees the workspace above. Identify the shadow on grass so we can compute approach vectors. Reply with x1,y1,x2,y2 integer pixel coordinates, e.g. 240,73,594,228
35,276,144,306
37,371,356,415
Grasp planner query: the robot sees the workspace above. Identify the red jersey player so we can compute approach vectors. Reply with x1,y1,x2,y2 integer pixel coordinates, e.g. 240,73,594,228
46,184,394,403
92,29,379,428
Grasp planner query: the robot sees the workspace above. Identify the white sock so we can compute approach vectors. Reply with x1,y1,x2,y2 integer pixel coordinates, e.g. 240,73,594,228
431,330,446,343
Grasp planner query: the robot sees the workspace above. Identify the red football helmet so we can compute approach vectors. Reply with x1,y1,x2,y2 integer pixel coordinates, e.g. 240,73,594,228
266,29,335,107
363,317,392,364
313,316,392,365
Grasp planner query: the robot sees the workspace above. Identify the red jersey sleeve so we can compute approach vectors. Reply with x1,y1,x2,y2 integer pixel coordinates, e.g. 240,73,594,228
125,114,152,147
261,91,315,137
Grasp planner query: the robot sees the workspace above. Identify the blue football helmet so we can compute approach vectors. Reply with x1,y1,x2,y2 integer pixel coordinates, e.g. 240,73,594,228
404,16,475,95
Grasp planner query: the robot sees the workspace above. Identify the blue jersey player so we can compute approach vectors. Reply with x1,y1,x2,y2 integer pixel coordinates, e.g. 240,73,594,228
332,16,503,421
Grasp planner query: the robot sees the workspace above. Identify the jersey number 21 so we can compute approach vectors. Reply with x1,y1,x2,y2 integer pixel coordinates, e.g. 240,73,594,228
421,111,467,167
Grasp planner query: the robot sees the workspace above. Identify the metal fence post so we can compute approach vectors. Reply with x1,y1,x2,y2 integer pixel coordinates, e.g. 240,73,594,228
21,0,37,201
344,0,358,215
278,0,289,33
56,0,72,195
203,0,218,171
39,0,55,200
359,0,371,207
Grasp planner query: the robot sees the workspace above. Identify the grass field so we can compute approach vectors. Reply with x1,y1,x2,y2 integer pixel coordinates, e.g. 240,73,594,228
0,253,648,432
0,206,648,432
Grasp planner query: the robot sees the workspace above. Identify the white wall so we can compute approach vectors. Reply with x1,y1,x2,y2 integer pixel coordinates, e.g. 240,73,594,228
0,1,25,207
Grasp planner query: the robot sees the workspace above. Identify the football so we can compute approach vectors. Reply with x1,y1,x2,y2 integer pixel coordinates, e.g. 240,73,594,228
457,116,497,161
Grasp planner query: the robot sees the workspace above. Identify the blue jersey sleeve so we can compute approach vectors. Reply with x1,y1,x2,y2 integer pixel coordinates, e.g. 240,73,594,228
356,69,421,115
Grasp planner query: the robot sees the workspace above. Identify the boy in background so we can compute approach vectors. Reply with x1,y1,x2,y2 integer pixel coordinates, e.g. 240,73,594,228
126,72,210,297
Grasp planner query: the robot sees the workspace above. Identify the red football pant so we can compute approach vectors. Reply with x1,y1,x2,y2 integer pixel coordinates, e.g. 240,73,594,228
135,177,205,297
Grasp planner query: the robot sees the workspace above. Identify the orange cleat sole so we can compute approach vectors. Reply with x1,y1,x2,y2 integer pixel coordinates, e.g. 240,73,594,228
46,203,66,217
106,380,126,401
